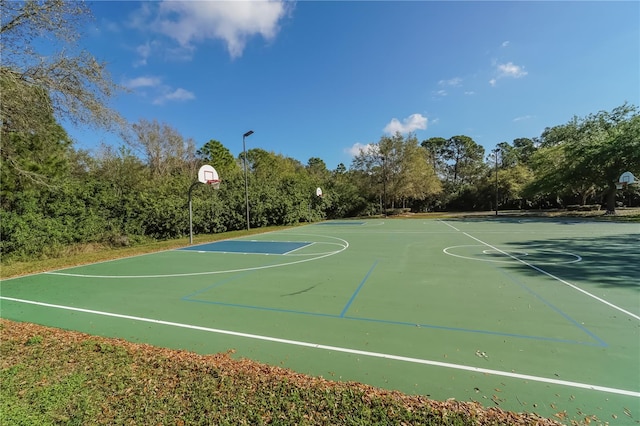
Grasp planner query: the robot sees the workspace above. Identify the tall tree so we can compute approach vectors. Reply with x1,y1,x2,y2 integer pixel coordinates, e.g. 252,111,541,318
512,137,537,166
1,0,124,191
1,0,123,134
0,117,72,210
334,163,347,174
352,133,440,211
442,135,485,185
197,139,239,178
393,134,441,207
526,103,639,213
125,119,197,178
421,136,448,177
306,157,330,181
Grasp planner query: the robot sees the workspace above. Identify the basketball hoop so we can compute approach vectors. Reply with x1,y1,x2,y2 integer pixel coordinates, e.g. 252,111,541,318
207,179,221,190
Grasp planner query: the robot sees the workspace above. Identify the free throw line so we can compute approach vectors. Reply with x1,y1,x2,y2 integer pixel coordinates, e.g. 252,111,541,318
1,296,638,398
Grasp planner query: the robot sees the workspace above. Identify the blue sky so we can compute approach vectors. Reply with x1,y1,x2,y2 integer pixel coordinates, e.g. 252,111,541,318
72,1,639,170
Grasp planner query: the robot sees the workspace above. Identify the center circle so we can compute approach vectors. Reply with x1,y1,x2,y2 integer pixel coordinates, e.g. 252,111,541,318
443,245,582,265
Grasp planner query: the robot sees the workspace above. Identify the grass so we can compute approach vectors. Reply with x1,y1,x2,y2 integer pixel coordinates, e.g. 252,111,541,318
1,319,569,426
0,226,292,279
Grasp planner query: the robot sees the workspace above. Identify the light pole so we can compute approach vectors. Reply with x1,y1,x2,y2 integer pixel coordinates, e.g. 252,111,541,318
242,130,254,230
381,155,387,217
492,148,500,216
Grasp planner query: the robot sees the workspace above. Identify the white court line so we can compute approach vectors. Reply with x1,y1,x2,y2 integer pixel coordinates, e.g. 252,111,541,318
438,220,460,232
1,296,638,398
461,232,640,322
44,234,348,279
284,242,316,255
1,229,282,282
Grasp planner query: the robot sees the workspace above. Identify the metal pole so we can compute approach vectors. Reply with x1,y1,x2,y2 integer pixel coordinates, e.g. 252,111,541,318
493,148,499,216
243,130,254,231
188,181,199,244
382,155,387,217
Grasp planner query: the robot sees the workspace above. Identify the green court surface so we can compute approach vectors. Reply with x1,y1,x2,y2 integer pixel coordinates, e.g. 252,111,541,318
2,218,639,423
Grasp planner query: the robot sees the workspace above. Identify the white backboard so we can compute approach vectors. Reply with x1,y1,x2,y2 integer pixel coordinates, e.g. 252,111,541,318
619,171,636,184
198,165,219,184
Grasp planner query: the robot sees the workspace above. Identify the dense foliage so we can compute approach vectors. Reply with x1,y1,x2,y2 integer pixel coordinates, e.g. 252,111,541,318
2,111,637,262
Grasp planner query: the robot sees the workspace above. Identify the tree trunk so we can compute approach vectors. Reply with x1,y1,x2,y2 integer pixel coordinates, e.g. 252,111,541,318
604,183,617,215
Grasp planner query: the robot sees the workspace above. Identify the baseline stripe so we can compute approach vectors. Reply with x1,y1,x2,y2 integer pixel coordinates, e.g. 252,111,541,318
1,296,638,398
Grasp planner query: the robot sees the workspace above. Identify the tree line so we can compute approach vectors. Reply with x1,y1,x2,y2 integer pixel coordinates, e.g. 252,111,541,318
1,1,638,262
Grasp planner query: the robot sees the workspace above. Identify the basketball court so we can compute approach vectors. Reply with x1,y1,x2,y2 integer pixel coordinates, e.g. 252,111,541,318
1,218,639,424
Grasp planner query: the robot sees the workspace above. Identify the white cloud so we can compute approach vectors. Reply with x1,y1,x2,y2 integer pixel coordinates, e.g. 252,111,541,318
433,89,447,97
155,0,291,59
165,88,195,101
125,76,162,88
124,75,195,105
346,143,378,157
489,62,527,86
134,41,157,67
501,41,510,48
153,88,196,105
513,115,534,122
497,62,527,78
464,91,476,95
383,113,428,135
438,77,462,87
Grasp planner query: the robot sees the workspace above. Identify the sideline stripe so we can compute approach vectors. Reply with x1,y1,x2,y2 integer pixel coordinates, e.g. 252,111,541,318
182,298,603,345
438,220,460,232
461,232,640,321
2,296,638,398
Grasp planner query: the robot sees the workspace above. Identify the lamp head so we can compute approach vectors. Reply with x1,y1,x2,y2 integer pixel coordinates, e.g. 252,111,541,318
243,130,254,138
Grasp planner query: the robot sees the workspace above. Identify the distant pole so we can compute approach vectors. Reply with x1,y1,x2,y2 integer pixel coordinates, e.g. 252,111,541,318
188,181,200,244
381,155,387,217
493,148,499,216
242,130,254,230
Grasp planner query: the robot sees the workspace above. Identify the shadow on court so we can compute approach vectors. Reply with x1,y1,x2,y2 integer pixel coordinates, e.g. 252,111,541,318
501,233,640,290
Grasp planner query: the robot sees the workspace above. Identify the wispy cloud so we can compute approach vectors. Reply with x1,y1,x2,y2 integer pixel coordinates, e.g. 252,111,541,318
153,88,196,105
501,41,510,48
383,113,428,135
513,115,534,122
134,41,155,67
100,18,121,34
152,1,292,59
497,62,527,78
432,89,447,97
438,77,462,87
124,75,195,105
464,91,476,95
490,62,527,86
124,76,162,88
